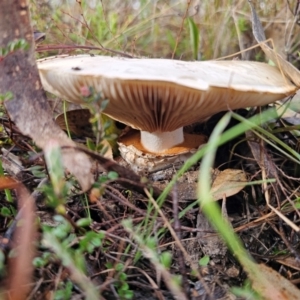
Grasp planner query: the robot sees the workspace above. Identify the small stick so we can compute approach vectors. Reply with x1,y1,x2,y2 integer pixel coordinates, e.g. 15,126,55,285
171,0,192,59
172,182,189,296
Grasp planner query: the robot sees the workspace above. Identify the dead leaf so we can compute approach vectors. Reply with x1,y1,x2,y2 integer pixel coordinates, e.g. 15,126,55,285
246,131,278,179
100,139,113,160
260,43,300,87
211,169,247,200
55,109,94,138
248,0,300,87
0,176,20,190
154,169,247,201
250,264,300,300
0,177,37,300
196,210,227,258
275,256,300,272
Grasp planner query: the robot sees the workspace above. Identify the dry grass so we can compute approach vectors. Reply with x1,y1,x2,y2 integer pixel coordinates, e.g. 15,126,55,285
31,0,300,61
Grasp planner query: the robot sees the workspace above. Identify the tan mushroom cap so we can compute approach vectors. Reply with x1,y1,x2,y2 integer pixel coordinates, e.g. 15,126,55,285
38,55,296,133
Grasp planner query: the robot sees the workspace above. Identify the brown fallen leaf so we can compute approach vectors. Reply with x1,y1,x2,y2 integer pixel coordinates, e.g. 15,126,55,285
0,177,36,300
154,169,247,201
0,176,20,190
211,169,247,200
250,263,300,300
99,139,113,160
0,3,94,191
275,256,300,272
248,0,300,87
246,131,277,179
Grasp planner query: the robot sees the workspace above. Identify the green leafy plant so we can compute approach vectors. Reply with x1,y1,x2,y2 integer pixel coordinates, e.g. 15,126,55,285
77,87,119,154
43,141,69,213
123,219,185,299
199,255,210,267
0,91,13,103
0,39,29,57
35,143,103,299
114,263,134,300
54,281,73,300
0,159,13,203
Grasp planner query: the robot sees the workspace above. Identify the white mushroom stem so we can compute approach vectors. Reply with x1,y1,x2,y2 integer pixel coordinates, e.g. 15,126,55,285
141,128,184,153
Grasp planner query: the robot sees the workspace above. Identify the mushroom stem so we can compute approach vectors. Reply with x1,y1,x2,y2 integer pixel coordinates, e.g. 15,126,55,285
141,128,184,153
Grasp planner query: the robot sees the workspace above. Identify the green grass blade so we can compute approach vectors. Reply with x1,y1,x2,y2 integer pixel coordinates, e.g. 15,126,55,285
187,17,199,60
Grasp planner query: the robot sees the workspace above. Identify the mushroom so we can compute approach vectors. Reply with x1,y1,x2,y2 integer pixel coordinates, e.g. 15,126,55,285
33,31,46,44
37,55,296,169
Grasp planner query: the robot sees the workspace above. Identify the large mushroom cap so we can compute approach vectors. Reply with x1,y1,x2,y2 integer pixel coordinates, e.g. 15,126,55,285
38,55,296,132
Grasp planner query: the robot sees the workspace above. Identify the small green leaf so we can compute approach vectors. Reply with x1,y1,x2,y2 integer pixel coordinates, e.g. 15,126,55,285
160,251,172,269
0,250,5,275
33,252,51,267
33,257,47,268
115,263,124,272
76,218,91,227
199,255,210,266
1,207,12,217
86,138,98,151
145,237,156,250
0,91,13,103
123,289,134,299
108,171,118,180
119,272,127,281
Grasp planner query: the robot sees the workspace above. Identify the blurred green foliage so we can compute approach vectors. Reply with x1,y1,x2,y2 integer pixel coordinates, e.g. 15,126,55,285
30,0,292,60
